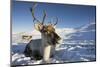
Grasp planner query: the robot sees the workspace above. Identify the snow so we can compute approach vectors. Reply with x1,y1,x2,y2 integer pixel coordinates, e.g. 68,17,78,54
11,42,96,65
11,22,96,66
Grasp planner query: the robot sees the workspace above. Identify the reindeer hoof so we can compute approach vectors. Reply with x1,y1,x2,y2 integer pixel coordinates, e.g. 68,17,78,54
42,60,51,64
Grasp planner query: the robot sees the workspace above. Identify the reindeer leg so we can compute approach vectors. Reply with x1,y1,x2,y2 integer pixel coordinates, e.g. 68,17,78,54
43,44,51,63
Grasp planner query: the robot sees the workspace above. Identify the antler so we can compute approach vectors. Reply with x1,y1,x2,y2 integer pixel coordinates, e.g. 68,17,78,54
53,17,58,26
41,10,46,24
30,3,58,27
30,3,40,23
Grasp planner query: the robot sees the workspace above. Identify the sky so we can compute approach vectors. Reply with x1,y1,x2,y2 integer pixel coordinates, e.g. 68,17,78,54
12,1,96,33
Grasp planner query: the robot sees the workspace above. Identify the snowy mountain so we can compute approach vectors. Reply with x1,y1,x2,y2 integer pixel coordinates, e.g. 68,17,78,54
66,22,96,40
78,22,96,32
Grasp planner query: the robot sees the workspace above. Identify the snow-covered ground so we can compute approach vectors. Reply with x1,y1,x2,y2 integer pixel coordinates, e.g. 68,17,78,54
11,22,96,66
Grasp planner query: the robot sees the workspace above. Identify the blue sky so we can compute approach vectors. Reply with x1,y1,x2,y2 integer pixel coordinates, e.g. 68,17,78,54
12,1,96,33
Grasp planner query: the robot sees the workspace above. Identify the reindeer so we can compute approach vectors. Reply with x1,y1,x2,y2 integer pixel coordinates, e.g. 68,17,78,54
24,3,61,63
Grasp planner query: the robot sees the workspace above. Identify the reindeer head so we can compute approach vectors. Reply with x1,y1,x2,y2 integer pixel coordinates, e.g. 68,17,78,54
30,4,61,45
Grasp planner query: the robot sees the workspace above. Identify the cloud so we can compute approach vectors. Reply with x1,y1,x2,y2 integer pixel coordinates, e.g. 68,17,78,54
56,28,77,35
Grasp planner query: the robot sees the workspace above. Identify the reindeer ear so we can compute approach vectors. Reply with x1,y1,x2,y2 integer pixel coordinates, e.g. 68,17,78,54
34,23,40,31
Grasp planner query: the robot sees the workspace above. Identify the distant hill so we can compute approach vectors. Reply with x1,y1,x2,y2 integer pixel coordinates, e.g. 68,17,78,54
66,22,96,40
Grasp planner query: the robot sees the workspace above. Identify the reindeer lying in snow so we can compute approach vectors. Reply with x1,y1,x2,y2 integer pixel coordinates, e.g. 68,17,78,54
24,3,61,63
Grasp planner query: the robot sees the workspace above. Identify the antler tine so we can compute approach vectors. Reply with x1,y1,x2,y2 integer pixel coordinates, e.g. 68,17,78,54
30,3,40,23
41,10,46,24
53,17,58,26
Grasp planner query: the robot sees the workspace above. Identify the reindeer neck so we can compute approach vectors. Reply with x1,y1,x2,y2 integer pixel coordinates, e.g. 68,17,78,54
41,33,51,46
